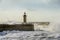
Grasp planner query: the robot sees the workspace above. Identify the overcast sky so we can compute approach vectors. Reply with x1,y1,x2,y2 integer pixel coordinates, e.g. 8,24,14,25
0,0,60,22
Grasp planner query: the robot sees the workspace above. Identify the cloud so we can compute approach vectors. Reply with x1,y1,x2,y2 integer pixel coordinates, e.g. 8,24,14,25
0,0,60,22
0,0,60,9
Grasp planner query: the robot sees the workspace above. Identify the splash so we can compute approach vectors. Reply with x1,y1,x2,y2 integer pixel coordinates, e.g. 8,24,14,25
34,22,60,32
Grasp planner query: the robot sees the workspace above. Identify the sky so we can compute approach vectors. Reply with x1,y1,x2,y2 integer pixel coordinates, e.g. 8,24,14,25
0,0,60,23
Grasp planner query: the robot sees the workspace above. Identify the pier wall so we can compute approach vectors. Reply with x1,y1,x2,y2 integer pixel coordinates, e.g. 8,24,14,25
0,24,34,31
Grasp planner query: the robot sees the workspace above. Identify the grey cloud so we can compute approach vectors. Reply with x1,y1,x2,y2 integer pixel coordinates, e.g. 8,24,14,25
0,0,2,2
0,0,60,10
49,0,60,4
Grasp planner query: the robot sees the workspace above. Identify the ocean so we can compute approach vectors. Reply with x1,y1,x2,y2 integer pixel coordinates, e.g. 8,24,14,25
0,30,60,40
0,22,60,40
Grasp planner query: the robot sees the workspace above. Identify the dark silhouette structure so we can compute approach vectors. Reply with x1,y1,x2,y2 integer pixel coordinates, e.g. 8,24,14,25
23,12,27,23
0,12,34,31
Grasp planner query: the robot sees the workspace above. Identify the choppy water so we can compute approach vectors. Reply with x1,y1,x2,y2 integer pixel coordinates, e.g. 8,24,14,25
0,31,60,40
0,22,60,40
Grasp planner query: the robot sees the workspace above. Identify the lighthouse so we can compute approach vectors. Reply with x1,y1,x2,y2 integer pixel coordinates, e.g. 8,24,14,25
23,12,27,23
0,12,34,31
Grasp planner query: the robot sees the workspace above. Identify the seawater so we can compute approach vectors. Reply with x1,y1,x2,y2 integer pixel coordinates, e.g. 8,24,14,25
0,31,60,40
0,22,60,40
